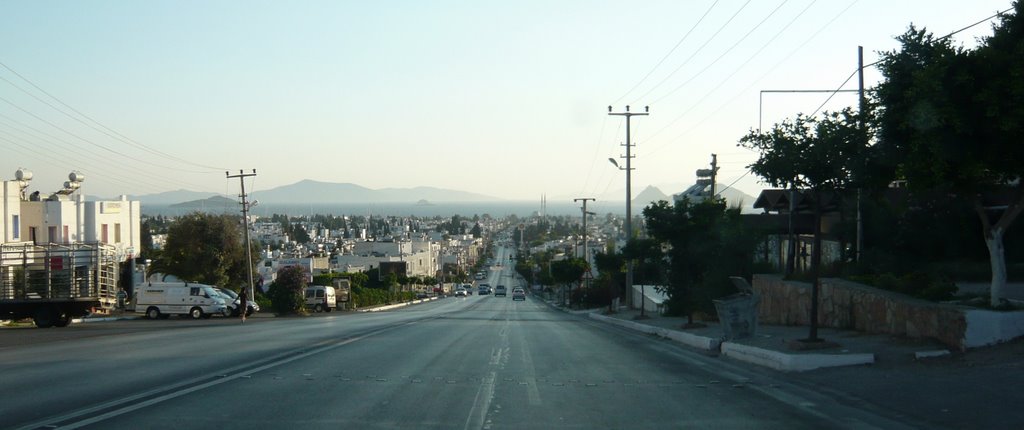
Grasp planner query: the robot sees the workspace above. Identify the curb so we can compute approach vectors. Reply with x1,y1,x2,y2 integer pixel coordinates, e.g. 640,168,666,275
589,313,721,352
587,312,876,372
358,296,440,313
720,342,875,372
73,315,140,324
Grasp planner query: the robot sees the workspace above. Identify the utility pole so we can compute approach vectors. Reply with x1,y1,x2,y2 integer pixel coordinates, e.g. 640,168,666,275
609,105,648,313
574,198,596,309
227,169,257,301
710,154,718,198
856,46,866,264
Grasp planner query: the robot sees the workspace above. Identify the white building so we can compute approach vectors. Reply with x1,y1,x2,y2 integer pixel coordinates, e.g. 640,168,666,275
1,170,141,261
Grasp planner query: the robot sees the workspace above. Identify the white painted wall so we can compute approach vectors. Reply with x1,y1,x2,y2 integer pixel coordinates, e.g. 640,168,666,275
963,309,1024,348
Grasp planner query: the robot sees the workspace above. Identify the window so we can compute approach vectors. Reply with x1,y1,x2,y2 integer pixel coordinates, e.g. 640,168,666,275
101,224,108,243
29,226,37,244
12,215,19,239
63,226,69,244
48,226,57,243
115,223,121,243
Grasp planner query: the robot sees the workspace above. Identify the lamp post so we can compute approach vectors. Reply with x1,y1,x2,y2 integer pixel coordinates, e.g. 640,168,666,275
608,104,647,314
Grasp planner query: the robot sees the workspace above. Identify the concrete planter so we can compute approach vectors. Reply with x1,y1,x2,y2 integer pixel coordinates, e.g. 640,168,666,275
753,274,1024,351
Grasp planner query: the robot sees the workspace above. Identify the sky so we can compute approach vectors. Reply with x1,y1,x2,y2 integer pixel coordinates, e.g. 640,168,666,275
0,0,1014,208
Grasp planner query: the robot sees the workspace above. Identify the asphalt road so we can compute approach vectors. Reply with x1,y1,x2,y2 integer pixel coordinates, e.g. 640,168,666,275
1,259,928,429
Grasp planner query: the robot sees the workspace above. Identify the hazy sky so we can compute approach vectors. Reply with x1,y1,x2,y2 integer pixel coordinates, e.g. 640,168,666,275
0,0,1012,204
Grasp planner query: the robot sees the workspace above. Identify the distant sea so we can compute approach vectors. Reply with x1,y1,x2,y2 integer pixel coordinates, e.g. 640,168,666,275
141,201,632,218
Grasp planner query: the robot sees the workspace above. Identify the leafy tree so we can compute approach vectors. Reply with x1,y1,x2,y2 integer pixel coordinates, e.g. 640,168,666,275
152,212,256,289
642,198,761,323
590,249,625,310
268,265,307,314
876,9,1024,306
470,223,483,239
739,108,872,340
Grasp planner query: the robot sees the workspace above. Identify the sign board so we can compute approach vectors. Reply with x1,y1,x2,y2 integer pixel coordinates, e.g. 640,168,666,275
100,202,123,214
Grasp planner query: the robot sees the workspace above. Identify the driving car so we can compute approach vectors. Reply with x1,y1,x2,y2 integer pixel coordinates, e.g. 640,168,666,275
512,288,526,301
478,283,491,295
495,285,507,296
454,288,467,297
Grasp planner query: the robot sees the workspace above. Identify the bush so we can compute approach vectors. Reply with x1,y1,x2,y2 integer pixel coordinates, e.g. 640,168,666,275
570,286,611,309
350,286,416,308
268,266,308,315
847,271,956,301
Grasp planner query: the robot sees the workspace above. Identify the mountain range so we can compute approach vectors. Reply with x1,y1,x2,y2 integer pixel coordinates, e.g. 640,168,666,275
124,180,500,206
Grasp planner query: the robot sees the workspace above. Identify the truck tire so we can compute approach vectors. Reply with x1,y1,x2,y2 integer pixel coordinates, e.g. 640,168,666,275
189,307,204,319
146,307,161,320
53,311,72,327
33,308,54,328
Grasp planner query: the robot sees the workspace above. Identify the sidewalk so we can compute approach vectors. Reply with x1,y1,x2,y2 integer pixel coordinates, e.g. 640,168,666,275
571,305,953,372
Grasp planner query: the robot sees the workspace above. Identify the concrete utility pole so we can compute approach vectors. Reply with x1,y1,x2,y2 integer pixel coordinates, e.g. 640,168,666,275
227,169,257,300
574,198,595,309
856,46,866,264
608,105,648,312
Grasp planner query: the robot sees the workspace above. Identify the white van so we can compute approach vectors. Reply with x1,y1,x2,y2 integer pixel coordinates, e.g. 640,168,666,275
304,285,337,313
133,282,228,320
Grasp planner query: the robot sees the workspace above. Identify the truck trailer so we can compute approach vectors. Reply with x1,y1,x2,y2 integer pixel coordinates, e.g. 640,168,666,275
0,242,119,328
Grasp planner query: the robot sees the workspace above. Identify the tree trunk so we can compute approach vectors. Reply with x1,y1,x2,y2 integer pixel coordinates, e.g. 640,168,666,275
808,190,823,342
786,187,797,276
974,190,1024,308
987,226,1007,308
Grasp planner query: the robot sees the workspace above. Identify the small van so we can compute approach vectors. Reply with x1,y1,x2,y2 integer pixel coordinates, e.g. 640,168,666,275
305,285,337,312
133,282,228,320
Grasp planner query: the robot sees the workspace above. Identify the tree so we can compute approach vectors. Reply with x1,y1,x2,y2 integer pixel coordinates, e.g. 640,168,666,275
551,257,588,305
268,265,307,314
739,108,872,340
152,212,256,289
470,223,483,239
876,9,1024,306
643,198,761,324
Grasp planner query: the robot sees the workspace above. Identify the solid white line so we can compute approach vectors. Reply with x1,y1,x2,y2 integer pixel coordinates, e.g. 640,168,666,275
58,335,366,429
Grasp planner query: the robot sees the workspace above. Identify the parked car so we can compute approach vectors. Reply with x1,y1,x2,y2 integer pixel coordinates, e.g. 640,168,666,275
512,288,526,301
495,285,507,297
304,285,337,312
133,282,227,319
215,287,259,317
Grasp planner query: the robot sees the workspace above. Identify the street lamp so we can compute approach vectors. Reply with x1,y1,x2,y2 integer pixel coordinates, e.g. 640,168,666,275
609,106,648,316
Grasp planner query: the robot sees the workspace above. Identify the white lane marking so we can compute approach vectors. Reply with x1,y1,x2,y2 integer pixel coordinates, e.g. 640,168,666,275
49,337,368,427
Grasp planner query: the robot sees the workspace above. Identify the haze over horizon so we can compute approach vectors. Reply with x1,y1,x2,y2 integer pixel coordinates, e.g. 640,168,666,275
0,1,1010,201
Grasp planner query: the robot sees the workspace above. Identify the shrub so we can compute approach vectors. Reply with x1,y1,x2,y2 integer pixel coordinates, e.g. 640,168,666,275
268,266,307,315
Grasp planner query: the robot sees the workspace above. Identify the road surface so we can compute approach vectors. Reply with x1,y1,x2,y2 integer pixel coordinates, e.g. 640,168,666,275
2,257,925,429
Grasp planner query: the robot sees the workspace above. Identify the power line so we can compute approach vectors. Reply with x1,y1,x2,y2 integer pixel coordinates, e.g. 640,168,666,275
610,0,720,105
631,0,752,104
807,6,1013,117
644,0,812,141
0,60,228,172
645,0,857,156
649,0,789,106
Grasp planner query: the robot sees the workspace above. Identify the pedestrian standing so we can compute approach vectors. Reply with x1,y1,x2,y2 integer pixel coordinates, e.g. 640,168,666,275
239,287,248,324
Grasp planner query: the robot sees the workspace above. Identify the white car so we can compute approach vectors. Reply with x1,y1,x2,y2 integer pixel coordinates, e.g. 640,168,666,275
454,289,467,297
215,287,259,317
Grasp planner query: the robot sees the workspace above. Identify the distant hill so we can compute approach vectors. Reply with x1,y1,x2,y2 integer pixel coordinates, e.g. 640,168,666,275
249,180,499,204
169,195,238,209
127,180,501,207
129,189,226,205
633,185,670,207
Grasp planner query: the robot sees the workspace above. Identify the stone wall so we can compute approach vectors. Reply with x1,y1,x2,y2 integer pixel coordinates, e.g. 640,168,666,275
752,274,970,350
